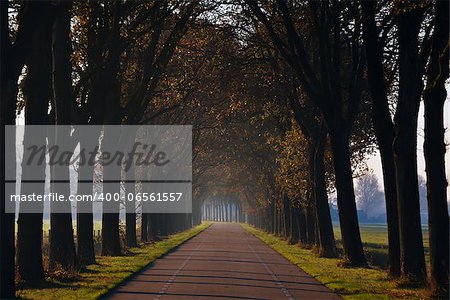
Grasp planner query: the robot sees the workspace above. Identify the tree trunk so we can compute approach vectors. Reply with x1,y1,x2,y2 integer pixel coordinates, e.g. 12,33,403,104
288,205,300,244
17,107,48,279
225,203,228,222
274,204,281,236
305,205,316,245
160,214,168,237
283,195,291,239
394,9,427,283
76,141,96,265
378,142,402,276
125,195,137,246
76,126,100,265
49,1,78,272
297,207,307,245
361,0,401,278
1,1,19,296
0,96,16,298
149,213,160,241
49,128,78,271
17,3,53,281
309,136,336,257
329,131,367,266
141,210,148,242
268,201,274,233
100,33,122,256
101,126,122,256
140,169,149,242
101,211,121,256
423,1,449,295
125,153,137,248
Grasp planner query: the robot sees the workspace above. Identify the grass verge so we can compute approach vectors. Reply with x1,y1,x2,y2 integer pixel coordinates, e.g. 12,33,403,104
243,224,429,300
17,223,210,300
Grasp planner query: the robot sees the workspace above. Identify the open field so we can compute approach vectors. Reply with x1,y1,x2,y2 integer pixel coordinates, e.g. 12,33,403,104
244,224,430,299
334,223,429,270
16,223,210,300
41,220,103,234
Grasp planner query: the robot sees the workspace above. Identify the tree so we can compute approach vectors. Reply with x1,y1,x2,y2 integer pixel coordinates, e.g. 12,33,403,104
355,172,385,220
72,1,103,265
361,0,401,277
2,0,47,291
48,0,78,272
0,0,18,296
423,0,449,295
125,160,138,247
273,117,336,254
288,94,336,257
418,175,427,213
392,1,428,283
16,2,54,282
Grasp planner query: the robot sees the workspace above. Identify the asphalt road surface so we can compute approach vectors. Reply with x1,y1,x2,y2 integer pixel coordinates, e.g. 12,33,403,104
107,223,340,300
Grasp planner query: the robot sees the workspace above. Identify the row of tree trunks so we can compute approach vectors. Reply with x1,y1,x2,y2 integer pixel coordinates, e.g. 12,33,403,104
288,92,336,257
202,201,243,222
2,1,200,292
362,2,448,290
140,213,192,243
247,1,367,266
247,201,318,249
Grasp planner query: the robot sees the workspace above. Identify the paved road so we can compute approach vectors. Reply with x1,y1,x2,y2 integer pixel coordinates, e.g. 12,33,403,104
107,223,340,300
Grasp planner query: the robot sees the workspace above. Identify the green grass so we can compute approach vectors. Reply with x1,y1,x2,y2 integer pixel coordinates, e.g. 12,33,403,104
17,223,210,300
333,223,429,270
333,223,429,248
243,224,429,299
